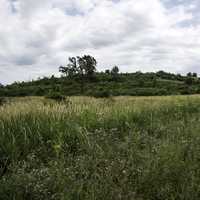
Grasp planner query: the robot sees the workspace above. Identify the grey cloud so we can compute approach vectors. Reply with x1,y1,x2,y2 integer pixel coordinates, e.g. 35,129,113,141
12,56,36,66
0,0,200,84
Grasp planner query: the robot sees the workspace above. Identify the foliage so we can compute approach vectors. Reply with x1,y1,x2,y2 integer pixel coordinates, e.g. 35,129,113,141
78,55,97,79
93,89,111,98
185,77,194,85
59,57,78,78
1,96,200,199
45,92,66,102
111,66,119,75
0,55,199,97
59,55,97,80
2,71,200,97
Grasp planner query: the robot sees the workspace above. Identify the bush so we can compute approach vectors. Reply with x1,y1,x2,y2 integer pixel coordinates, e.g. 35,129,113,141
45,92,66,102
93,89,111,98
180,86,194,95
185,77,193,85
35,87,46,96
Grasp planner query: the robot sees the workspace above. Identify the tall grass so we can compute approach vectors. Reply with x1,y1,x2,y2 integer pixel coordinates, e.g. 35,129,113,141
1,95,200,199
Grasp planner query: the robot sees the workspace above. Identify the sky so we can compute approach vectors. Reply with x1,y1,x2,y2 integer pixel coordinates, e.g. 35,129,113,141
0,0,200,84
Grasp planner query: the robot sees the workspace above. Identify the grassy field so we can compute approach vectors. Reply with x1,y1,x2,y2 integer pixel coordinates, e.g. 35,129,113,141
1,95,200,199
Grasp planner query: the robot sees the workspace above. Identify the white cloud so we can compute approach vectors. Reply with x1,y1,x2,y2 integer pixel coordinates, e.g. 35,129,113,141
0,0,199,84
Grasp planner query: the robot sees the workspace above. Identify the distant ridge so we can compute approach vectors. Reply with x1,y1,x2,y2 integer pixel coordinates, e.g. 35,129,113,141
0,71,199,97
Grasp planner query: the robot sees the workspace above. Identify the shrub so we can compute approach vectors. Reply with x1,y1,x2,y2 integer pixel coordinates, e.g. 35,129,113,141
185,77,193,85
45,92,66,102
93,89,111,98
35,87,46,96
180,86,193,95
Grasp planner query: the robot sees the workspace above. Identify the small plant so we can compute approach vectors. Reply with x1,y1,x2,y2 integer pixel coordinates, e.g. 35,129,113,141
0,97,7,106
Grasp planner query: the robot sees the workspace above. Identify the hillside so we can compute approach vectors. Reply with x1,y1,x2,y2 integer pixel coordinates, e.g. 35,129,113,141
1,71,200,97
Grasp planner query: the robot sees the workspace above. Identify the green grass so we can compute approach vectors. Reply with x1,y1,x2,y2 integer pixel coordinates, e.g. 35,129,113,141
1,95,200,199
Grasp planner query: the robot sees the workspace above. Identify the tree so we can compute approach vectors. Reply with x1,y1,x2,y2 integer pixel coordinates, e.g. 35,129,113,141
111,66,119,75
111,66,119,81
59,55,97,79
105,69,110,74
59,57,78,78
59,55,97,94
187,72,192,77
77,55,97,79
192,72,197,78
76,55,97,93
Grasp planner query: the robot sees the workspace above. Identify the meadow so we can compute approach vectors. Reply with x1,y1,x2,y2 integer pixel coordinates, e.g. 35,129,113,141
1,95,200,199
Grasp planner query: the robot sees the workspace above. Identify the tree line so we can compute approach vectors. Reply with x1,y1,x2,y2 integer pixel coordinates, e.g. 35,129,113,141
0,55,200,97
58,55,198,85
59,55,120,79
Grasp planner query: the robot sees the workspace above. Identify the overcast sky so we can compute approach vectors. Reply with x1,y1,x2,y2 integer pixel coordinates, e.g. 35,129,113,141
0,0,200,84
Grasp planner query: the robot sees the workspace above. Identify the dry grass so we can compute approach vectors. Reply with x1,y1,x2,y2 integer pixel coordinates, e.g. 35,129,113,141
1,95,200,199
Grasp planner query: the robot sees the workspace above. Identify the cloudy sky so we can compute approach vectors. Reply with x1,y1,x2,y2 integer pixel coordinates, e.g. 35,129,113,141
0,0,200,84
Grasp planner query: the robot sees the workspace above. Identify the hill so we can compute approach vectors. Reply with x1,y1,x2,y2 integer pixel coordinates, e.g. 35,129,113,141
0,70,200,97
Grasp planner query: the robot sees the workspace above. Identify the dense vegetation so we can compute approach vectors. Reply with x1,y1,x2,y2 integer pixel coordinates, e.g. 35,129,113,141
2,56,200,199
1,55,200,97
1,96,200,199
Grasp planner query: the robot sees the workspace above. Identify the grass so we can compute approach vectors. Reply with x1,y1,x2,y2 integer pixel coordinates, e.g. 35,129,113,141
1,95,200,199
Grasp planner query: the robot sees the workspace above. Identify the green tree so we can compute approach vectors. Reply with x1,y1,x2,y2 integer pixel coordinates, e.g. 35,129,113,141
105,69,110,74
187,72,192,77
77,55,97,79
111,66,119,75
77,55,97,94
59,55,97,94
192,72,197,78
111,66,119,80
59,57,78,78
